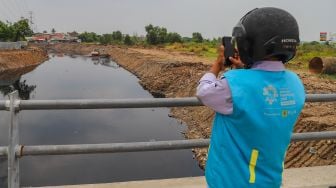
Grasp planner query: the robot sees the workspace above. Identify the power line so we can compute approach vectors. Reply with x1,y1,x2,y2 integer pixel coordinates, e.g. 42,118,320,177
8,0,22,19
28,11,37,33
1,0,19,22
23,0,29,13
22,0,29,18
13,0,24,18
0,0,14,22
0,1,9,21
28,11,33,26
0,5,9,21
0,7,8,22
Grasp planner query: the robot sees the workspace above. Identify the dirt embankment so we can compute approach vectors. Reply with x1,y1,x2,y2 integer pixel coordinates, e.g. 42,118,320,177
0,47,48,84
51,43,336,169
0,47,48,71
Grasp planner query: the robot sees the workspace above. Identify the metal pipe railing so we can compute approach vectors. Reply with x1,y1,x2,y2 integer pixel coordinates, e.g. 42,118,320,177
2,91,336,188
0,131,335,157
0,94,336,111
18,97,201,110
0,147,7,156
8,92,19,188
305,93,336,102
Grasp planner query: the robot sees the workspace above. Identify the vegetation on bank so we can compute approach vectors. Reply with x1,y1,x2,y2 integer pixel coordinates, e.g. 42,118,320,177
78,24,221,60
0,19,33,42
78,24,220,47
286,42,336,72
166,41,336,63
1,19,334,75
78,24,336,65
165,42,218,59
294,42,336,62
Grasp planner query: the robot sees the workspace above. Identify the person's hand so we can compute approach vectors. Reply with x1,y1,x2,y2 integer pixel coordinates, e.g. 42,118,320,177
216,45,225,66
229,50,245,69
210,45,225,76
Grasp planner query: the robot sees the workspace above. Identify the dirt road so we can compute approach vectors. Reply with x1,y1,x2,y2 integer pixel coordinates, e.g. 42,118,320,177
51,43,336,169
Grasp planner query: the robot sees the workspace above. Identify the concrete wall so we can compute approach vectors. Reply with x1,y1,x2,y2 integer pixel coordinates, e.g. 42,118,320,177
0,41,28,50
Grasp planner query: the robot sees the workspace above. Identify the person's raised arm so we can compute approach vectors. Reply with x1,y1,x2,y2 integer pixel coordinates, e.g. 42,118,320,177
210,45,245,77
210,45,225,77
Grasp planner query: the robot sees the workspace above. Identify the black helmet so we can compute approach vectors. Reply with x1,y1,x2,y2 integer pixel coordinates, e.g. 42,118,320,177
232,7,300,68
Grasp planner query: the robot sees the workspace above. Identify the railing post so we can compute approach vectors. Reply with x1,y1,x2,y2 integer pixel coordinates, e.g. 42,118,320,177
8,91,20,188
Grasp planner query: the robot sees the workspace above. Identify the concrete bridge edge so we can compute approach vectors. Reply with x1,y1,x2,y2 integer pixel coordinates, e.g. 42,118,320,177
28,165,336,188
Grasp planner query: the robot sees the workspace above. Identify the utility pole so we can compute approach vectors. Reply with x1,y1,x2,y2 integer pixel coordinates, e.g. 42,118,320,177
28,11,37,33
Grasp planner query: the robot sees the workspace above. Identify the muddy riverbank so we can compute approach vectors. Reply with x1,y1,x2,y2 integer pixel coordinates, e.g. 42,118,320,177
0,47,48,71
50,43,336,169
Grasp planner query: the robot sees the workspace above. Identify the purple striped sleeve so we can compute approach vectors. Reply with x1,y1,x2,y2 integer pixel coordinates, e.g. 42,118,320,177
196,73,233,115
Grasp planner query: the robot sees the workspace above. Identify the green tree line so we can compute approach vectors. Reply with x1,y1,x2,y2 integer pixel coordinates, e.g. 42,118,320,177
78,31,136,45
78,24,213,46
0,19,33,42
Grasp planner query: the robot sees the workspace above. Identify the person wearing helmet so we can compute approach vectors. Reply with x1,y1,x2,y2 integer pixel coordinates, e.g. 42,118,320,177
196,7,305,187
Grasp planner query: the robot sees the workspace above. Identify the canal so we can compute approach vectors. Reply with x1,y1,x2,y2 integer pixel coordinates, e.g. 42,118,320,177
0,54,203,187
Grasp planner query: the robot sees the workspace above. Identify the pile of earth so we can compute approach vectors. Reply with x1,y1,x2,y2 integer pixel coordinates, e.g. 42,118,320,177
0,47,48,71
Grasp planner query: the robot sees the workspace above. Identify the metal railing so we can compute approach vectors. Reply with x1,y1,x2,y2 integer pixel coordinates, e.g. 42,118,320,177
1,91,336,188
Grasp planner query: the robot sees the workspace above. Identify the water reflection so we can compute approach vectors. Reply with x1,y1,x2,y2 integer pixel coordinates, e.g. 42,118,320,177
0,79,36,100
49,53,119,69
0,67,38,100
91,57,119,68
0,66,39,186
0,157,6,187
0,55,203,187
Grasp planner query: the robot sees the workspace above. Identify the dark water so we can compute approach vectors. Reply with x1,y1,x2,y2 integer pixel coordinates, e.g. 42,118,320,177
0,55,203,187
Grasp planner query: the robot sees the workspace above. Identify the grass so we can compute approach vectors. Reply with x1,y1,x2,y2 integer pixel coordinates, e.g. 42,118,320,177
288,42,336,71
294,42,336,62
318,73,336,80
166,41,336,61
165,42,218,60
165,41,336,80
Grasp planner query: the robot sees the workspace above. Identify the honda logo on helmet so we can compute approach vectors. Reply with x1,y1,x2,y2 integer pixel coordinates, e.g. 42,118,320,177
281,39,297,43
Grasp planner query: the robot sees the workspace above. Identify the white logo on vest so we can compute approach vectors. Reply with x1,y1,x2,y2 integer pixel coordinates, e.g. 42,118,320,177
263,85,279,105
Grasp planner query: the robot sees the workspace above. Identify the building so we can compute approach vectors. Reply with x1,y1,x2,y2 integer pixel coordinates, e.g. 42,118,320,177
27,32,80,43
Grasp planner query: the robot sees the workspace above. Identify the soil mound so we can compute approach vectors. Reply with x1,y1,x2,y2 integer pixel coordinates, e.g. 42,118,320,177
0,47,48,71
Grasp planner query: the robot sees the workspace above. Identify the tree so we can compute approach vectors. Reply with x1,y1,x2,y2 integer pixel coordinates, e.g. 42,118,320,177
43,30,47,34
68,31,79,37
51,28,56,34
11,19,33,41
78,32,99,43
145,24,158,44
99,34,113,45
0,21,12,41
166,32,182,43
157,27,167,44
0,19,32,41
192,32,203,43
131,33,145,45
124,34,133,45
182,37,192,43
112,31,123,42
145,24,167,45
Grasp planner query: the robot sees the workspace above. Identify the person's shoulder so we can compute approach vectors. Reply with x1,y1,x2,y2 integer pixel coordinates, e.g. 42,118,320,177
222,69,244,79
224,69,247,75
283,69,301,79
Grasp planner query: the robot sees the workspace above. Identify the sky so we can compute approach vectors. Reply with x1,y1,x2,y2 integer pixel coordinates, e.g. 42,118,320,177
0,0,335,41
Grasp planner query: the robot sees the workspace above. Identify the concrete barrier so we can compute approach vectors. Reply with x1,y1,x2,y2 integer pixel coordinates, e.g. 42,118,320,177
28,165,336,188
0,41,28,50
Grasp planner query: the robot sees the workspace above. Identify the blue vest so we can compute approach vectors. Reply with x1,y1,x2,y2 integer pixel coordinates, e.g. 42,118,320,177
205,69,305,188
